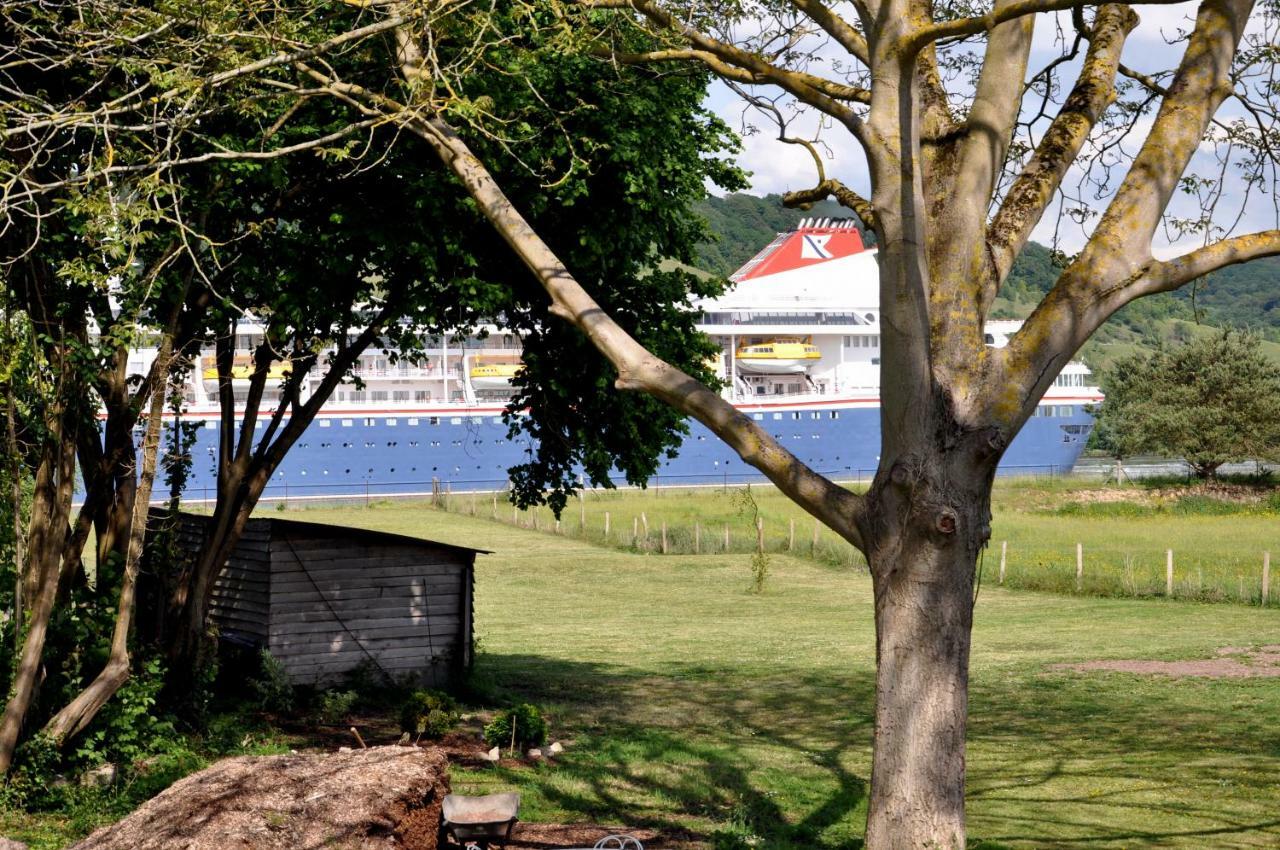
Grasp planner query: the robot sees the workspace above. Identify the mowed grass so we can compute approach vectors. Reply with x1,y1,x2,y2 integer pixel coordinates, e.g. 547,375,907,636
285,497,1280,849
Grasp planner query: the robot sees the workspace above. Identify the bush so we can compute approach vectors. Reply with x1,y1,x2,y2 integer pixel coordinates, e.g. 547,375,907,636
73,656,177,770
317,689,359,724
249,650,294,713
483,703,548,750
397,690,460,739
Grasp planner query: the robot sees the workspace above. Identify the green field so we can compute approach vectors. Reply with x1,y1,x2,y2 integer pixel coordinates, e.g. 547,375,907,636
371,477,1280,604
278,494,1280,849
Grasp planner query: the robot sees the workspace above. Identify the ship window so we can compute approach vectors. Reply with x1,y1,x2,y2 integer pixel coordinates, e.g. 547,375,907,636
414,391,430,402
871,358,880,365
254,422,262,429
792,412,801,420
204,421,216,430
319,420,331,428
408,418,419,426
364,417,376,426
752,413,763,421
472,417,483,424
829,411,840,419
429,416,440,425
492,417,503,424
386,418,397,426
450,417,462,424
371,391,388,402
843,336,851,347
772,413,783,420
812,412,821,419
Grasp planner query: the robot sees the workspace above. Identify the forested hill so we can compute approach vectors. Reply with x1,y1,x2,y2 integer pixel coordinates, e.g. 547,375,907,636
694,193,1280,355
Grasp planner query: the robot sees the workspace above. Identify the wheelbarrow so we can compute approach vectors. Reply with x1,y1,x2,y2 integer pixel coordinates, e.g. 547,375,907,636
441,792,520,849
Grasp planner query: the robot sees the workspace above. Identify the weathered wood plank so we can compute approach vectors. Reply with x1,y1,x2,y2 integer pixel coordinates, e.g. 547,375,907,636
270,560,462,579
270,617,460,641
269,597,461,625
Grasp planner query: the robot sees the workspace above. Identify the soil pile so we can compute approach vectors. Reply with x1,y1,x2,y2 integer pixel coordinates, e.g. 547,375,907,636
70,745,449,850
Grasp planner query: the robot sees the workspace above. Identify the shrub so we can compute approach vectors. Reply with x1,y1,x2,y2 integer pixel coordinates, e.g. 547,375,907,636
483,703,548,750
249,650,294,713
73,656,176,769
397,690,460,739
317,689,359,724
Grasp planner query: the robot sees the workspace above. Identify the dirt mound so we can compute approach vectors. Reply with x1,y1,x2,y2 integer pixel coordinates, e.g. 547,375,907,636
70,745,449,850
1055,646,1280,679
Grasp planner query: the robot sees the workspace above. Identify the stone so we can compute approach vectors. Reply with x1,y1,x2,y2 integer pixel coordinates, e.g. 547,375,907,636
484,746,501,762
337,746,352,753
527,748,543,759
80,763,117,789
69,746,450,850
0,838,30,850
548,742,564,755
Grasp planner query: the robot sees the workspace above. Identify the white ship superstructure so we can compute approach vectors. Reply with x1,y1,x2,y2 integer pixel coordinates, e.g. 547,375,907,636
118,217,1100,500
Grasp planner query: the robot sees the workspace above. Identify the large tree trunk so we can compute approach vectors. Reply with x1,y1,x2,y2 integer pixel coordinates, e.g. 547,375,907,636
861,446,995,849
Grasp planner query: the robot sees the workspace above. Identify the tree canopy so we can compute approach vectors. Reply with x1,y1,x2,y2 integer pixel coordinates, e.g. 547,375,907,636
1092,330,1280,476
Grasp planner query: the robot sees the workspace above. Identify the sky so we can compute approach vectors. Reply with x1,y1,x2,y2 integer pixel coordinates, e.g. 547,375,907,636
702,1,1275,259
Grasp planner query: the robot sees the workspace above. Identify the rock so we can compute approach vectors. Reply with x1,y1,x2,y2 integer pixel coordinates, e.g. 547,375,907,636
527,748,543,759
0,838,30,850
80,763,117,789
338,746,352,753
484,746,501,762
69,745,450,850
397,732,411,746
548,742,564,755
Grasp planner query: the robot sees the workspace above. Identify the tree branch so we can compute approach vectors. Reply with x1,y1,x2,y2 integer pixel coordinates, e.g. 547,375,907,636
1132,229,1280,294
987,4,1137,289
787,0,871,64
783,180,878,229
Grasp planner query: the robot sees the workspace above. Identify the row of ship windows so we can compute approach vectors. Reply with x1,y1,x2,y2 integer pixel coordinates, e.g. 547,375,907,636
1033,405,1077,417
203,416,503,430
843,335,880,348
752,411,843,421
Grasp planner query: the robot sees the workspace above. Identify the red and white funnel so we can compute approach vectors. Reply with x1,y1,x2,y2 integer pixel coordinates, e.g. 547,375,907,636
731,218,866,282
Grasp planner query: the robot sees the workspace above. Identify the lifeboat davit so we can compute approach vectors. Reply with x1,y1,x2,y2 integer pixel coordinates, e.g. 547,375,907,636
470,361,523,390
735,338,821,374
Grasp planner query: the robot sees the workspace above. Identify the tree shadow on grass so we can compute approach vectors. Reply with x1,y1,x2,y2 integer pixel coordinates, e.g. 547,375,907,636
467,653,1280,848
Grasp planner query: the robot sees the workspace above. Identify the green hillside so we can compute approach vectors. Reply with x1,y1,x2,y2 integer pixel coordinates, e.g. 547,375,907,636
694,192,1280,367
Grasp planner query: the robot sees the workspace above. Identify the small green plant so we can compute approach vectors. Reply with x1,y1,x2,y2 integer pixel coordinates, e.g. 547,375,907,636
249,650,294,713
483,703,548,750
317,689,359,724
397,689,460,740
748,550,770,594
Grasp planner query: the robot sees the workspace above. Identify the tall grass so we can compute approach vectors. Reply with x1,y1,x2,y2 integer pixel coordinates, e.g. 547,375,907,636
295,476,1280,606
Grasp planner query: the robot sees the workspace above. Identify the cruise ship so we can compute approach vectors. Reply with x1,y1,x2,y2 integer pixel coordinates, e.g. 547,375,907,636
130,219,1101,501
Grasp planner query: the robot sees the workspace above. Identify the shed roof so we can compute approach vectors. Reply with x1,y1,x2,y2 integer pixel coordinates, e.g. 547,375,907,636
158,510,492,557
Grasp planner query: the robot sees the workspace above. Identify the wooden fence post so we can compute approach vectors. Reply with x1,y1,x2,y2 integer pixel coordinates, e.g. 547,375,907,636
788,518,795,552
756,517,764,554
1075,543,1083,591
532,509,539,530
604,511,610,538
580,502,586,532
1264,551,1271,606
512,505,518,525
724,524,730,552
999,540,1007,585
555,518,561,535
811,519,819,556
633,516,639,546
492,493,497,519
695,522,701,554
1166,549,1174,597
661,521,668,554
641,512,649,540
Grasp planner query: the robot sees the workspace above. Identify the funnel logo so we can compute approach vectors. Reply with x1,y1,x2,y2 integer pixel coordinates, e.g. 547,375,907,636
800,234,833,259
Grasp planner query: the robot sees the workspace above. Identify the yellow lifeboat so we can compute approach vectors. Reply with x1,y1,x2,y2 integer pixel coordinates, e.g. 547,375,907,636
734,337,821,374
201,357,292,383
469,359,523,390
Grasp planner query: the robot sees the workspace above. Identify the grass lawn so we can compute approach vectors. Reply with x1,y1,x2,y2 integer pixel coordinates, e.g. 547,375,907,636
280,499,1280,849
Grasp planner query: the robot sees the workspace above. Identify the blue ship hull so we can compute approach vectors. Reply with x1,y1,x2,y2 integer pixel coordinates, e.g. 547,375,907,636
175,400,1094,502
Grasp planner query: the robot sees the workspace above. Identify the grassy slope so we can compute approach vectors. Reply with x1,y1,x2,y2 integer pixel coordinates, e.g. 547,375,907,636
283,495,1280,849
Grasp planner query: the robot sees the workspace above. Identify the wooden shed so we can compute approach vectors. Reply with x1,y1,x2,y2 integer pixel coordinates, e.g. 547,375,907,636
163,512,484,686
